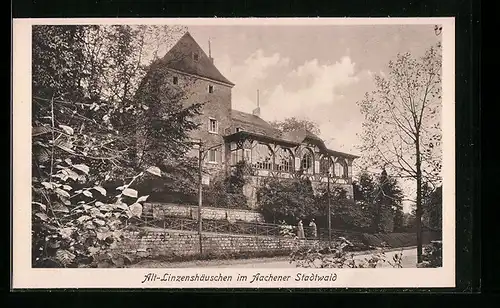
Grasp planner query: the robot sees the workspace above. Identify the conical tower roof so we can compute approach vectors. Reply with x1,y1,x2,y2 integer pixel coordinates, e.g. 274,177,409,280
159,32,234,86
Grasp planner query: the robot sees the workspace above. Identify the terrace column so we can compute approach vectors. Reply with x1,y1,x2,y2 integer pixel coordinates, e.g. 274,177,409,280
224,142,231,175
314,159,320,174
346,158,354,183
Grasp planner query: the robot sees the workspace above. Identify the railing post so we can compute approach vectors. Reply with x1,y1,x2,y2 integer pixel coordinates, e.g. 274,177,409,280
198,144,203,256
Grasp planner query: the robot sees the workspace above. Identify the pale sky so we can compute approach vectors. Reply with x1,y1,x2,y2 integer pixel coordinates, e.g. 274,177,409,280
160,25,441,211
185,25,440,155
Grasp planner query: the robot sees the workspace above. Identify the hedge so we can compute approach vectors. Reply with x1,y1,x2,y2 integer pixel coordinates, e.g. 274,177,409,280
360,231,442,249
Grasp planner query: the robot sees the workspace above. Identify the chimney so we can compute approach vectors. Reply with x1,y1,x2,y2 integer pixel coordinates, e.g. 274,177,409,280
252,89,261,117
208,38,214,64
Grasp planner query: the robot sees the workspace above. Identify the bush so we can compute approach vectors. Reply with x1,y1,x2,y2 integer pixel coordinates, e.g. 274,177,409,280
361,233,417,249
418,240,442,268
290,237,404,268
256,176,316,224
203,166,249,209
147,161,250,209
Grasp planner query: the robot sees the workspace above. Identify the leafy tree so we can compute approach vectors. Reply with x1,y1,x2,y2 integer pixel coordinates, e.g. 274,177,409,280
357,43,442,261
373,169,404,233
314,184,371,232
422,185,442,231
352,171,378,227
352,170,404,233
256,177,315,224
31,25,200,268
131,63,203,198
203,161,249,209
269,117,321,136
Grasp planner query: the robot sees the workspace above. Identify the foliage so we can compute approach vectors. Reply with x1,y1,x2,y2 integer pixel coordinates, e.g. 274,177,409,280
313,184,371,232
269,117,321,136
278,220,297,238
373,169,405,233
203,161,249,209
352,170,404,233
225,161,249,194
361,233,417,249
422,185,442,230
256,172,388,232
418,240,442,268
256,176,315,224
31,25,201,268
290,238,404,268
357,42,442,261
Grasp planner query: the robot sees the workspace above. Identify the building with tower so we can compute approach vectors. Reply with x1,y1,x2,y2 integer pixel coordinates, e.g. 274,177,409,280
140,31,359,208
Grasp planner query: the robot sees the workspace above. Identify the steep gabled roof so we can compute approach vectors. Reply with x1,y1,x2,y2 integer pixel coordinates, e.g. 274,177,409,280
231,110,281,137
158,32,234,86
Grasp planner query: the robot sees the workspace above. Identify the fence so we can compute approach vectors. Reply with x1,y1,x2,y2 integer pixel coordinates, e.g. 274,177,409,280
133,215,284,237
131,214,364,242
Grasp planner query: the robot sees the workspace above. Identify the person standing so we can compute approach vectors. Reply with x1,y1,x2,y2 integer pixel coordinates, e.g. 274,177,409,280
309,219,318,239
297,219,305,239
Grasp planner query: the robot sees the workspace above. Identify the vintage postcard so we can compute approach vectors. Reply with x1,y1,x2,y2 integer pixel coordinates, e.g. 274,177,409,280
12,17,455,289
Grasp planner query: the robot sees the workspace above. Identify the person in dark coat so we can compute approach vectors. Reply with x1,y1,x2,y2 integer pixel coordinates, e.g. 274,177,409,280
309,219,317,239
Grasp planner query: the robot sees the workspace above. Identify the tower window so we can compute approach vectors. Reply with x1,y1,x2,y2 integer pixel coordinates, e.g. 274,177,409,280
209,118,218,134
193,52,199,62
208,149,218,163
208,85,214,93
173,76,178,85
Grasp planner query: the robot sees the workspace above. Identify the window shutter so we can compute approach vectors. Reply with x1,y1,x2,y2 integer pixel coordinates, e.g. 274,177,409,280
295,157,300,171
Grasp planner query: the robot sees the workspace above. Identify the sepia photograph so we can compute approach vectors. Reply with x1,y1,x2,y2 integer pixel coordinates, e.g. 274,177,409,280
13,18,455,288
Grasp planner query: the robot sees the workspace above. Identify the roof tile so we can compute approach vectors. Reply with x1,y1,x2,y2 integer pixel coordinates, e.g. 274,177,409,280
159,32,234,86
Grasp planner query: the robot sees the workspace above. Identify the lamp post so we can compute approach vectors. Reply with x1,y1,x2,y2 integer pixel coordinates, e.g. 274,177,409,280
327,170,332,244
192,139,223,256
197,143,203,255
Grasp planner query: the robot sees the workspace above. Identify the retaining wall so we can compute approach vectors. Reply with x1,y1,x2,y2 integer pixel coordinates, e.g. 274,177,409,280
144,202,265,223
115,229,326,260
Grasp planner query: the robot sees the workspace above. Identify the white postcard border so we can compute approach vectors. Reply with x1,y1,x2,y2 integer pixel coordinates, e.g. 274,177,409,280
12,17,456,289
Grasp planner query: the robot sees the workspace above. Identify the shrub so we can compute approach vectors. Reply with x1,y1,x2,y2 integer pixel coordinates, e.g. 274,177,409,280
203,164,249,209
418,240,442,268
256,176,316,224
361,233,417,248
32,163,163,268
290,237,404,268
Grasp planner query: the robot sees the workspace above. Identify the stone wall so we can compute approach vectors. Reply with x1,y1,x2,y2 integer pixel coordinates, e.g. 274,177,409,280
115,229,327,260
144,202,265,223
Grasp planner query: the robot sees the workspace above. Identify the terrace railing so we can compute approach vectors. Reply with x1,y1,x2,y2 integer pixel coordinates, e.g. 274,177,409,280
131,214,364,243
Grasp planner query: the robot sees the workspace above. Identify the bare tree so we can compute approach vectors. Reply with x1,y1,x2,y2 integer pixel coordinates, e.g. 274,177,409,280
357,42,442,262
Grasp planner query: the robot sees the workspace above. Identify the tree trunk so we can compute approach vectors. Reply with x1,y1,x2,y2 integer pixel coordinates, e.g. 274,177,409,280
415,135,423,263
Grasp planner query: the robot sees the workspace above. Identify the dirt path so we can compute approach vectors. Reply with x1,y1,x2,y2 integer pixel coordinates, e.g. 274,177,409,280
129,247,417,268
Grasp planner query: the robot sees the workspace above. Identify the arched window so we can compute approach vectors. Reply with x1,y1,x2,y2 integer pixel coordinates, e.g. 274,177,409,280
320,155,333,175
334,159,347,178
253,143,273,170
275,147,294,172
300,148,314,174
